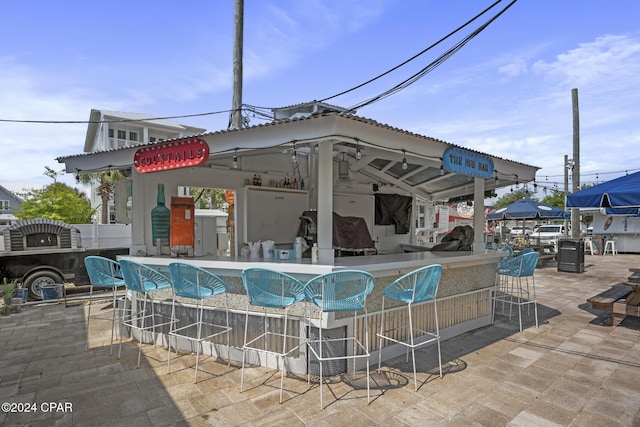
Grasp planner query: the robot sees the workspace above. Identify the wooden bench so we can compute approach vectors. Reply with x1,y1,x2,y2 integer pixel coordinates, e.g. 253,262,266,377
537,253,556,267
587,284,632,312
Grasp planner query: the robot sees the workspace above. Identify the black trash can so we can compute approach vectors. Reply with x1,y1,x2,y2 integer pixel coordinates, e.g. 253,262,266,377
557,239,585,273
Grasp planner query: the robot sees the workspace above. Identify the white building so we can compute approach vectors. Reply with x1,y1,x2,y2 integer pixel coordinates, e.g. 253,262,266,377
83,109,207,223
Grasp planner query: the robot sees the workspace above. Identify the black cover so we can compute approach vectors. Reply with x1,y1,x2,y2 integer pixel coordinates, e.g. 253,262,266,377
297,211,376,252
374,194,412,234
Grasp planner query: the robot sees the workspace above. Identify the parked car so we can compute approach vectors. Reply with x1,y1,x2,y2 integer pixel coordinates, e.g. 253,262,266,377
510,226,533,237
530,224,567,247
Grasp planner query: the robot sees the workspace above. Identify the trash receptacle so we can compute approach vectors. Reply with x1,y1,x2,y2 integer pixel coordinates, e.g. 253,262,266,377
557,239,585,273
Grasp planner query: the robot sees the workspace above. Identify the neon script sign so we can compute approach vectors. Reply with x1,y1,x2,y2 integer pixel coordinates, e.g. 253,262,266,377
134,138,209,173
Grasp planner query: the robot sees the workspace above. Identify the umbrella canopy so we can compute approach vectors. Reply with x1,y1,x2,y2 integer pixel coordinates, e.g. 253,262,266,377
487,199,569,220
566,171,640,209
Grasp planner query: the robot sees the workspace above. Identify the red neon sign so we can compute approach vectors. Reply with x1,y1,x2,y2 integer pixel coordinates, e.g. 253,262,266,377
134,138,209,173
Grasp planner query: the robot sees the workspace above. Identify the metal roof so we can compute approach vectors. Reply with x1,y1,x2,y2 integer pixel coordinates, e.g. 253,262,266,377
59,111,539,203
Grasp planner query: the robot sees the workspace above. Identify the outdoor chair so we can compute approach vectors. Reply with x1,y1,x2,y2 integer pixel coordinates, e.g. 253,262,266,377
304,270,374,409
604,236,617,256
118,259,174,368
584,236,596,255
240,267,306,403
377,264,443,391
167,262,231,383
491,251,539,332
84,256,125,355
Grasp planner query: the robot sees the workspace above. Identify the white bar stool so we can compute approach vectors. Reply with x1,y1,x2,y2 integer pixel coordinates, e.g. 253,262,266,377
584,237,596,255
603,236,617,256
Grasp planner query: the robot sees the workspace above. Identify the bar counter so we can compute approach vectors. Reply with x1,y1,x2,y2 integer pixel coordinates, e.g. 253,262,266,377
118,250,504,373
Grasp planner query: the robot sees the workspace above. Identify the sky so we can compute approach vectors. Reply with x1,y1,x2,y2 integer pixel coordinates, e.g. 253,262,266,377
1,0,640,201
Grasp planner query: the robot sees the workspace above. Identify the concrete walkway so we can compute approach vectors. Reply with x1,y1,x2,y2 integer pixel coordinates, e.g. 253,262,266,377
1,253,640,426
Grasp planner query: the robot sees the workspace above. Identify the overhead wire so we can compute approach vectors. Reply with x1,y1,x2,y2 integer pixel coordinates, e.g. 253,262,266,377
319,0,507,105
348,0,518,111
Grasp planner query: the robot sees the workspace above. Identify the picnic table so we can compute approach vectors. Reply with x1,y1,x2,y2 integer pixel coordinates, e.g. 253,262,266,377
587,269,640,325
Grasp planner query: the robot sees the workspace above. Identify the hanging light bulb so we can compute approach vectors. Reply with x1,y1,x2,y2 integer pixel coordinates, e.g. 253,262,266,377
232,148,238,169
291,143,297,163
402,149,408,170
440,164,445,176
355,140,362,160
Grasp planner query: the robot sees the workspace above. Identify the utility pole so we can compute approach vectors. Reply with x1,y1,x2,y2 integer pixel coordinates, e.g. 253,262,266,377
230,0,244,129
564,154,569,238
571,88,580,237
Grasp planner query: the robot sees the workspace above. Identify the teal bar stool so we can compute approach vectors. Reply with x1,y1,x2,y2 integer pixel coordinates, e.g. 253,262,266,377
304,270,374,410
377,264,443,391
167,262,231,383
118,259,174,368
240,267,306,403
84,256,125,355
492,251,539,331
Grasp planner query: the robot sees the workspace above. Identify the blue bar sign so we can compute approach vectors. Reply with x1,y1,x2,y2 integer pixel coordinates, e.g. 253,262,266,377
442,147,494,179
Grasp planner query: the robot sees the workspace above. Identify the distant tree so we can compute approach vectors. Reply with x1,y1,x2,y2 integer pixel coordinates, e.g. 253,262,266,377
492,188,537,210
540,190,565,210
17,182,95,223
189,188,227,211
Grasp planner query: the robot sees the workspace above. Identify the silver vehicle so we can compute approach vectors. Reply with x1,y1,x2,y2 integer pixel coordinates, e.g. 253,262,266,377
531,224,567,247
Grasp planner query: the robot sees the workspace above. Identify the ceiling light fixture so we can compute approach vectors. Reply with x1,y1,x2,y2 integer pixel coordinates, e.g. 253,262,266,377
335,153,353,189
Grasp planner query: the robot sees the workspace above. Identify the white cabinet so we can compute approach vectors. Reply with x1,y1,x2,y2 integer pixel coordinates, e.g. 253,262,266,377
243,186,309,245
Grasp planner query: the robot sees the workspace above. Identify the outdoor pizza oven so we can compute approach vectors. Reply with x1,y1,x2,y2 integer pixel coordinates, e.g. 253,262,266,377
3,218,82,252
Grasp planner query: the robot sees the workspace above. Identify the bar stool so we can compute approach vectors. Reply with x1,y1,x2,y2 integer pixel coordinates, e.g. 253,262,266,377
604,236,617,256
584,237,596,255
240,267,306,403
167,262,231,383
491,251,539,332
84,256,125,355
377,264,443,391
118,259,174,368
304,270,374,410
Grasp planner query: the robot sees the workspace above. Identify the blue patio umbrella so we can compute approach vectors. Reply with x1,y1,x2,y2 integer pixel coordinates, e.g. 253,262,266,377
566,171,640,209
487,199,569,220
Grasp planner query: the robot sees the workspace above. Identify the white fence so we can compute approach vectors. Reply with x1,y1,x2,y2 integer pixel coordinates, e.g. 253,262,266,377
72,223,132,249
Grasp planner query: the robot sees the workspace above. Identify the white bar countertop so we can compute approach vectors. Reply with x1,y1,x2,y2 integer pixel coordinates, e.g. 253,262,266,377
121,250,504,281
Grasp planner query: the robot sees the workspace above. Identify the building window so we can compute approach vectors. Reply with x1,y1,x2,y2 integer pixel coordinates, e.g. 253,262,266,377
108,128,114,138
117,130,126,139
150,137,157,143
1,200,9,210
129,131,138,142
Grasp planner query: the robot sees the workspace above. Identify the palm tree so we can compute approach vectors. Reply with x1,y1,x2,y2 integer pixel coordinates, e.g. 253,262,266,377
80,170,125,224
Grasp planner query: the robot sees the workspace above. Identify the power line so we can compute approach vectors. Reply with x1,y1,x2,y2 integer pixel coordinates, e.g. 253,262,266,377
0,109,232,124
318,0,507,105
349,0,518,111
